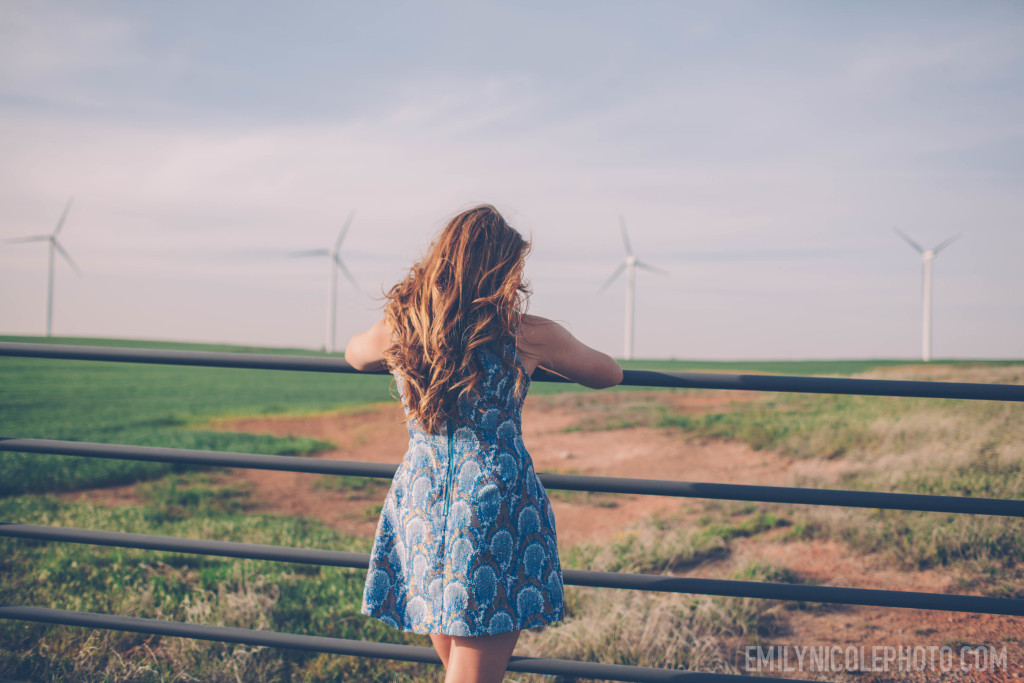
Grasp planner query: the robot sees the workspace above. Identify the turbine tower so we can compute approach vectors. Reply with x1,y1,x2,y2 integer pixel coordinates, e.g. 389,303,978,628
895,229,960,363
290,211,359,353
599,216,665,360
2,198,81,336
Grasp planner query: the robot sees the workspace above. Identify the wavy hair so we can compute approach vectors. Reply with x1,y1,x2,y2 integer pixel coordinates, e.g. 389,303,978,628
384,205,531,433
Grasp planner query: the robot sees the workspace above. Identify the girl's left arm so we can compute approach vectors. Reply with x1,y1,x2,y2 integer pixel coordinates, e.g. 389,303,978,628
344,318,391,371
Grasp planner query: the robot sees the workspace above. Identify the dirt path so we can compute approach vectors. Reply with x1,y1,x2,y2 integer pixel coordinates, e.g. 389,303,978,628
195,390,839,546
204,391,1024,677
65,390,1023,678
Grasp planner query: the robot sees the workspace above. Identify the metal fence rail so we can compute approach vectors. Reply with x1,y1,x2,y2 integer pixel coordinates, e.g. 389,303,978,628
3,437,1023,518
2,341,1022,680
3,523,1021,616
0,605,813,683
2,341,1023,400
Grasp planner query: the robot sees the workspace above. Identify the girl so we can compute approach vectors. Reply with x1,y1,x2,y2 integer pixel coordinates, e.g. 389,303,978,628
346,205,622,682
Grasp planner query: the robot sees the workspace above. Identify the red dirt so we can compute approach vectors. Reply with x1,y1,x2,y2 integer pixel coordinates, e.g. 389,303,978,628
64,390,1024,680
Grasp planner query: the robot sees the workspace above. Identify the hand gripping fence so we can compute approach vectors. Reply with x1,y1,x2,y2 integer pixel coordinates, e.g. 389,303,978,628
2,341,1023,682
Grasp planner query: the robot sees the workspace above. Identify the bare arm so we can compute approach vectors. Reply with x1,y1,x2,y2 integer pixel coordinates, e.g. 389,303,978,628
518,314,623,389
344,318,391,372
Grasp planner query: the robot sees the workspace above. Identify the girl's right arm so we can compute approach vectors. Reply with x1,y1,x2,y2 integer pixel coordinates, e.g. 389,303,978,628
518,314,623,389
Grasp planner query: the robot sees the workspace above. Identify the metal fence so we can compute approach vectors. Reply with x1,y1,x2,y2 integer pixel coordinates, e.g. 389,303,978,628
2,341,1022,682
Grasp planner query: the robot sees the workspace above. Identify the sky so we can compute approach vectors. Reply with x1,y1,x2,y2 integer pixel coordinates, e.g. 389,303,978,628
1,1,1022,360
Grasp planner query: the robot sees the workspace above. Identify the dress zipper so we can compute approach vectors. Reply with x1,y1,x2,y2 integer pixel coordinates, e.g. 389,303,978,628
443,418,455,517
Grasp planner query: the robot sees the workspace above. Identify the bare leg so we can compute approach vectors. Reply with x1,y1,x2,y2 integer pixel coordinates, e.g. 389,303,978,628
445,629,521,683
430,633,454,669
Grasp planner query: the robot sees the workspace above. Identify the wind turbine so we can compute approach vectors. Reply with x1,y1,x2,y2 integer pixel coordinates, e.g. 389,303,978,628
2,198,81,336
599,216,666,360
290,211,359,353
895,229,961,363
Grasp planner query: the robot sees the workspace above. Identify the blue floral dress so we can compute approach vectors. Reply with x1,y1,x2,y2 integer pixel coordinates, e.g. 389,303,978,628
360,336,564,635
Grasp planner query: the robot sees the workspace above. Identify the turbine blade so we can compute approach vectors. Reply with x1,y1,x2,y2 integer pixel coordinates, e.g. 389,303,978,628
636,261,668,275
599,262,626,292
334,256,361,291
894,229,924,254
932,233,962,255
53,198,74,237
334,210,355,252
288,248,330,257
618,215,633,256
1,235,50,245
54,241,82,276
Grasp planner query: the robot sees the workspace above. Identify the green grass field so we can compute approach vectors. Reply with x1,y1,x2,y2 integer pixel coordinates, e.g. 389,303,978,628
2,335,1022,681
5,334,982,495
0,336,397,495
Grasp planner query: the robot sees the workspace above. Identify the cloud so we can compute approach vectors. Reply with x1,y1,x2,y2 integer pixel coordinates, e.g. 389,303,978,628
0,3,1022,357
0,2,140,106
846,26,1024,88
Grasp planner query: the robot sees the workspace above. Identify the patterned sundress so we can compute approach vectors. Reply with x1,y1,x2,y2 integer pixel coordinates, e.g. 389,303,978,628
360,336,564,635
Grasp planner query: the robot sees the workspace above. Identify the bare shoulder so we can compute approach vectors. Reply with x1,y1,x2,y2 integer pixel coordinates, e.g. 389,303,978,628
516,314,551,375
370,316,394,343
517,314,574,364
519,314,565,345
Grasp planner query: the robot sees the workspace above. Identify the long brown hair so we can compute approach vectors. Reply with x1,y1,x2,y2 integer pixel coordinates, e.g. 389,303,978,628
384,205,531,433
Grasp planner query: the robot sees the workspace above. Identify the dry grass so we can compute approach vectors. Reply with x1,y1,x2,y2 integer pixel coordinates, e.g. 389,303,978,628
149,569,284,683
564,509,789,574
503,363,1024,680
511,561,801,682
9,568,290,683
787,366,1024,572
641,365,1024,570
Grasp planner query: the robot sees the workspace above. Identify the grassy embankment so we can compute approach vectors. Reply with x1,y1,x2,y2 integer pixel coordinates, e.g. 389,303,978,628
558,363,1024,581
2,336,1020,680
